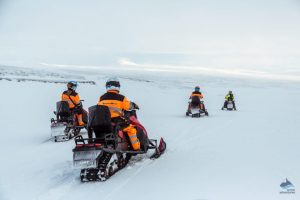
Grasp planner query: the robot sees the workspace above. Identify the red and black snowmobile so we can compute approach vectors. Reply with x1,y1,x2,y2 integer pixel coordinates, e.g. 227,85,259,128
72,105,166,182
50,101,88,142
186,96,209,118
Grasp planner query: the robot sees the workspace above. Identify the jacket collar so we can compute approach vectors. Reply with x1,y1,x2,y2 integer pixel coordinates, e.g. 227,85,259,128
107,90,119,94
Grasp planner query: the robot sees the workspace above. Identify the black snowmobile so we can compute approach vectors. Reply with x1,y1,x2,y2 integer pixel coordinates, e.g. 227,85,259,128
50,101,88,142
222,98,237,111
186,96,209,118
72,105,166,182
222,100,235,111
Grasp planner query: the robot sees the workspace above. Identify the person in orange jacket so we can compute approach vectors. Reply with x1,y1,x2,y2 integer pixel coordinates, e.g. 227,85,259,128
61,81,85,126
98,78,141,151
187,86,208,115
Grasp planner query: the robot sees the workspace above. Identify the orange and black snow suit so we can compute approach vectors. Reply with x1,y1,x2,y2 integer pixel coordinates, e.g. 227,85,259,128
190,91,204,99
61,90,84,126
97,90,140,150
189,91,205,110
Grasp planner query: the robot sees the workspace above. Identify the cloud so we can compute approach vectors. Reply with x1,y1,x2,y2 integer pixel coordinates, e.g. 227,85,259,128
118,58,300,81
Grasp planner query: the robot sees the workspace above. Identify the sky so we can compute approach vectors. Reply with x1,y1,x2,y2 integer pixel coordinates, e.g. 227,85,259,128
0,0,300,73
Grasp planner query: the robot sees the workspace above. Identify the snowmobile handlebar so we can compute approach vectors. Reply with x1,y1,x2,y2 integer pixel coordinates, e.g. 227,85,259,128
124,109,137,119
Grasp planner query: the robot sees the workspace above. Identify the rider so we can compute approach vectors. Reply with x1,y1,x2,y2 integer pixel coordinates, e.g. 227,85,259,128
222,90,236,110
187,86,208,115
97,78,141,151
61,81,85,126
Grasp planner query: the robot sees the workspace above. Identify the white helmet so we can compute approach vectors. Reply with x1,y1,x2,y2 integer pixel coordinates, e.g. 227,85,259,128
106,77,120,91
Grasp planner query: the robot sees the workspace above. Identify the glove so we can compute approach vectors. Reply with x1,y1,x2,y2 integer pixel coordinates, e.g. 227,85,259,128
74,102,83,113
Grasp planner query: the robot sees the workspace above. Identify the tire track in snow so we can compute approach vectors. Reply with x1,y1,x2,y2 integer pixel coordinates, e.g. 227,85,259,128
170,112,236,153
37,164,80,200
102,158,153,200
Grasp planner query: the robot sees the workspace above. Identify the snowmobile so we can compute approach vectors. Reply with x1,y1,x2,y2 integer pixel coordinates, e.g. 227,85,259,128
186,97,209,118
50,101,88,142
72,105,166,182
222,100,236,111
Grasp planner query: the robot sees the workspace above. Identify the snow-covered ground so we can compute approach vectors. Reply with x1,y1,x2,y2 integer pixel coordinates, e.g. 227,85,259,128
0,65,299,200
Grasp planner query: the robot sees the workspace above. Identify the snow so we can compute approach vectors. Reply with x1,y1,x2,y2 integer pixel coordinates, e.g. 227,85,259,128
0,65,299,200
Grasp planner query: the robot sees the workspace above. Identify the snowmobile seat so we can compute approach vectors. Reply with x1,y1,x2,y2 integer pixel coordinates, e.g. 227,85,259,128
191,96,201,107
82,109,88,124
88,105,113,139
56,101,70,121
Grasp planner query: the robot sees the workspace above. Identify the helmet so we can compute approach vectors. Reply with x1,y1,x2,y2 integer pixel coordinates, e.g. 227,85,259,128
106,77,120,91
229,90,232,94
67,81,78,91
195,86,200,92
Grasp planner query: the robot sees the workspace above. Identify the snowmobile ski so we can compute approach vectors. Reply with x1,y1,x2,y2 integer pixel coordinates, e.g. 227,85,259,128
149,137,166,159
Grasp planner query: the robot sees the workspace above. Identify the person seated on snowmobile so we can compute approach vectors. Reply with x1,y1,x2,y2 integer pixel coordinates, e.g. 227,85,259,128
61,81,85,126
187,86,208,114
97,78,141,151
222,90,236,110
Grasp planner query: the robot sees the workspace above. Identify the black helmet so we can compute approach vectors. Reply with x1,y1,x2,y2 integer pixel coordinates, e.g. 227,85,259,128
106,77,120,91
229,90,232,94
67,81,78,90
